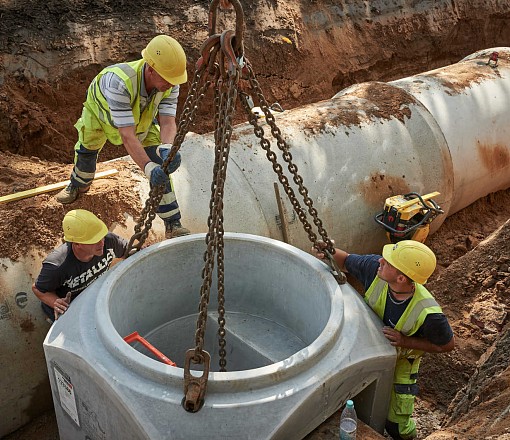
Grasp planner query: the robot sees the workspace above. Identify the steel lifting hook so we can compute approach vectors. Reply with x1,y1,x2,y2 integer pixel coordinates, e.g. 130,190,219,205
208,0,245,57
220,30,240,72
196,33,221,71
182,349,211,413
324,249,347,285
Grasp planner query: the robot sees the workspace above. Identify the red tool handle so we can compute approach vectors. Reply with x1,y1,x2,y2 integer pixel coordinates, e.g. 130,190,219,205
124,331,176,367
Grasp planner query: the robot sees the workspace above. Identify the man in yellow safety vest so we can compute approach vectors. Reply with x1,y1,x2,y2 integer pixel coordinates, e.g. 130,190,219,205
312,240,455,439
56,35,190,239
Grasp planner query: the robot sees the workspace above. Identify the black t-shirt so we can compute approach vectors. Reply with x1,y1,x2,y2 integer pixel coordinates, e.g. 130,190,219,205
345,253,453,346
35,233,127,302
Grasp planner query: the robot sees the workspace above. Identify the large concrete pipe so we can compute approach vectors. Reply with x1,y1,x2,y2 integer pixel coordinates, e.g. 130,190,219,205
0,252,52,436
392,47,510,215
44,234,395,439
168,48,510,254
1,47,509,436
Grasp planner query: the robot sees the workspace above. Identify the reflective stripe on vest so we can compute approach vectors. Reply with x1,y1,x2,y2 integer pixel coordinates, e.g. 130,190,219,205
365,276,443,380
84,59,172,145
364,276,442,336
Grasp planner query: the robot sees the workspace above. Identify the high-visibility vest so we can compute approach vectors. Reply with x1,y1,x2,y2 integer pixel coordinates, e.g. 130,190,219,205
83,59,173,145
365,277,443,383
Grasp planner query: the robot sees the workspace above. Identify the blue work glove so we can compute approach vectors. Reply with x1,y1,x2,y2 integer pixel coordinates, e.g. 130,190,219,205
157,144,181,174
144,162,171,192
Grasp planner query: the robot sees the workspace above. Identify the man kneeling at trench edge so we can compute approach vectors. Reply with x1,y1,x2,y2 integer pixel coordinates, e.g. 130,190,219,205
312,239,455,440
32,209,128,322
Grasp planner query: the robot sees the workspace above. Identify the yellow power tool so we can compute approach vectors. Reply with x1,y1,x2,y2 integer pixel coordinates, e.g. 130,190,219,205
374,192,444,243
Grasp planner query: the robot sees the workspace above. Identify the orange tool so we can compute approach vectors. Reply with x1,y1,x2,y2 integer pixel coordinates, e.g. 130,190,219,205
124,331,176,367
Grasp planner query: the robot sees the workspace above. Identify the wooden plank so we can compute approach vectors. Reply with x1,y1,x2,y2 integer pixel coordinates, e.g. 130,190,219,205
0,169,119,205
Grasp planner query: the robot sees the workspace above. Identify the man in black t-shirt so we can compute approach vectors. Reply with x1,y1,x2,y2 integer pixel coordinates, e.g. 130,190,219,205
312,240,454,440
32,209,127,322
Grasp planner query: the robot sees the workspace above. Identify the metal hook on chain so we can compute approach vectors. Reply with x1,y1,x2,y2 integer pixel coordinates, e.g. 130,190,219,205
323,249,347,285
196,33,222,72
220,30,241,74
208,0,244,57
182,350,211,413
123,184,165,258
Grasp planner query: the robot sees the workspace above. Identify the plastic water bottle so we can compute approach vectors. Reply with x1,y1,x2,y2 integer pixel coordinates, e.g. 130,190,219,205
339,399,357,439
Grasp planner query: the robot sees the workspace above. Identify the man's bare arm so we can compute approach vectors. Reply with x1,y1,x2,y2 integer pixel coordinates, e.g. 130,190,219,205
118,126,151,170
32,284,71,320
383,327,455,353
159,115,177,144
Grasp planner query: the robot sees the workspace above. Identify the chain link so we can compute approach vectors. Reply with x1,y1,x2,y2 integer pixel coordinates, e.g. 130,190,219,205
123,185,164,258
194,66,239,371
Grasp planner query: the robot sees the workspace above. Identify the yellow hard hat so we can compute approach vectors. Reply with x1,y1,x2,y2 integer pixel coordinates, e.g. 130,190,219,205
62,209,108,244
382,240,436,284
141,35,187,85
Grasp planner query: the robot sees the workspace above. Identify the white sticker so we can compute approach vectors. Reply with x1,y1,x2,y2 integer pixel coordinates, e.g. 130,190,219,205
54,367,80,426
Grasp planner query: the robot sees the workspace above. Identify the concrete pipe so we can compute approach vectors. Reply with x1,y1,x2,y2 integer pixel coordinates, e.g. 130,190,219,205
0,252,53,436
44,233,395,439
168,48,510,253
391,47,510,215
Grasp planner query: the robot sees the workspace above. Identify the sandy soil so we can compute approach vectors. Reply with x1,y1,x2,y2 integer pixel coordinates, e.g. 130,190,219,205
1,0,510,439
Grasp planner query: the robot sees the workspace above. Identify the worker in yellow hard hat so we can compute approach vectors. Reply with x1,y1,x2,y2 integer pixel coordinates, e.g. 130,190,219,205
312,240,455,440
55,35,190,239
32,209,128,322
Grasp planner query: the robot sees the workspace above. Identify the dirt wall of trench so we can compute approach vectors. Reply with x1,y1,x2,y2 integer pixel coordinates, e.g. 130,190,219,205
1,0,510,162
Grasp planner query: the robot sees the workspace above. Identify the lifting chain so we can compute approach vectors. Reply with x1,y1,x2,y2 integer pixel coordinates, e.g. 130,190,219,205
187,64,239,375
183,5,244,412
183,0,344,410
123,63,214,258
238,66,346,284
121,0,345,412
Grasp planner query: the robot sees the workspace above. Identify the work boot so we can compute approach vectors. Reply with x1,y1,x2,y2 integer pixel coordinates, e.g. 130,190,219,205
56,183,89,204
165,219,190,239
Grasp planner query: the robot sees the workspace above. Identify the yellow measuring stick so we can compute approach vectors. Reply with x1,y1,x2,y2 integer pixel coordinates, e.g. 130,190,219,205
0,169,119,205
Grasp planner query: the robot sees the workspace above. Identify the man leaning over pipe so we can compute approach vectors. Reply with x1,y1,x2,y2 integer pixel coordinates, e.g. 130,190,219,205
312,240,455,440
55,34,190,239
32,209,127,322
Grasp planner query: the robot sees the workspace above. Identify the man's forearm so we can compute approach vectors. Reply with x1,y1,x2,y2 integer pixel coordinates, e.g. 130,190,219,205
333,248,350,272
159,115,177,144
118,126,151,170
401,334,455,353
32,285,58,309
